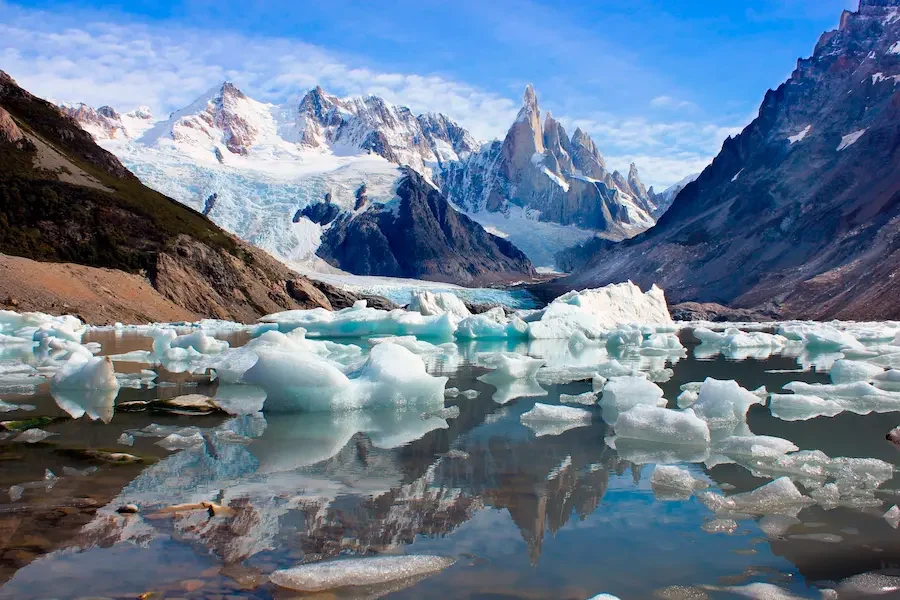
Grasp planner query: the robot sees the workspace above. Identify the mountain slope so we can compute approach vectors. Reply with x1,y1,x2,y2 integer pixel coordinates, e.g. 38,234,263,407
559,0,900,320
0,71,385,322
315,167,535,285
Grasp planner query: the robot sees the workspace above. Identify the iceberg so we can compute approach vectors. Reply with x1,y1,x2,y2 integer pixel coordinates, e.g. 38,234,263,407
769,394,843,421
613,405,710,446
691,378,762,439
599,376,666,423
51,354,119,391
261,303,456,339
830,359,884,384
269,555,455,592
244,342,447,413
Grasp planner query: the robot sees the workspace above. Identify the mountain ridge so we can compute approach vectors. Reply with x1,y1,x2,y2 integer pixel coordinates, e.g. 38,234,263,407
554,0,900,319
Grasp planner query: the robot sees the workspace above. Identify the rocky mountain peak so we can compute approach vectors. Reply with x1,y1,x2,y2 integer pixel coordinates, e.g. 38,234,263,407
96,106,120,120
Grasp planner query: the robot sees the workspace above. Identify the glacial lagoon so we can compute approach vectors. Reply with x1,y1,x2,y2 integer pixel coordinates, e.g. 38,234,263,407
1,303,900,598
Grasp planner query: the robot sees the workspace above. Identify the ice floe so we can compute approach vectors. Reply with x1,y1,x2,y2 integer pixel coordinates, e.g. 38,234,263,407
269,555,456,592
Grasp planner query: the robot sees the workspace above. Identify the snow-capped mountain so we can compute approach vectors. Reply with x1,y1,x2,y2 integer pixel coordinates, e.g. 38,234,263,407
562,0,900,319
59,103,154,141
61,81,660,273
439,86,659,259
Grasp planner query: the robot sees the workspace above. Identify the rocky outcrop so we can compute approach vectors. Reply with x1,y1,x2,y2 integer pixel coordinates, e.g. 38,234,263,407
295,86,478,174
439,85,657,237
561,0,900,319
299,201,340,225
315,168,536,285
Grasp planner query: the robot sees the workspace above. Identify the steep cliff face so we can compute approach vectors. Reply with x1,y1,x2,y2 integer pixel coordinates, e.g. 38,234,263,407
562,0,900,319
439,85,657,238
315,168,536,285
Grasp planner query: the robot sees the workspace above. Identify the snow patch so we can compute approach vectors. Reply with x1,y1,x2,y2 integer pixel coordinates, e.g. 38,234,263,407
837,129,867,151
788,125,811,145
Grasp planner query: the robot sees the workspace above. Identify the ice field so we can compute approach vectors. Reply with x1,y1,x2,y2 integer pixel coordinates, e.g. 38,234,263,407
2,283,900,598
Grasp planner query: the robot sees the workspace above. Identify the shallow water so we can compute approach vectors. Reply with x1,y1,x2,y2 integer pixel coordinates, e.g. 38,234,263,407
1,329,900,599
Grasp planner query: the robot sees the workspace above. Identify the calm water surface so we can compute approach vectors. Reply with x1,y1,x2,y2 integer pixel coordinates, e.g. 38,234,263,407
0,329,898,599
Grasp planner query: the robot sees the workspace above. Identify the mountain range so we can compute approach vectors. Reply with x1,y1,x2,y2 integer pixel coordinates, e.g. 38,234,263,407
0,70,398,323
554,0,900,320
60,80,665,276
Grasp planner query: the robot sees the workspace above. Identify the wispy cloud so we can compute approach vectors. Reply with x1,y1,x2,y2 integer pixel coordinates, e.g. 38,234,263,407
0,1,748,187
649,95,697,111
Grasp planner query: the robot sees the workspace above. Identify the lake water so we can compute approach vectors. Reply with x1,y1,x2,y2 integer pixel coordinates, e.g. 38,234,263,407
1,326,900,599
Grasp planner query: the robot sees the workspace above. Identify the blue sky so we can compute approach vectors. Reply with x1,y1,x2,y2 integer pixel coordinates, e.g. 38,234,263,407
0,0,856,187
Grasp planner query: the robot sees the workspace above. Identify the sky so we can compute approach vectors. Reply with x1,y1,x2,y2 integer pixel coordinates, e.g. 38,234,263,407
0,0,857,188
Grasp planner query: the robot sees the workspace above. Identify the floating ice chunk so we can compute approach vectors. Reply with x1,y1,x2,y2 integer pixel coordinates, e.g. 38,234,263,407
262,306,456,339
600,376,666,423
586,595,621,600
170,330,229,355
714,435,799,460
778,323,864,351
245,342,446,413
51,354,119,390
702,519,738,534
560,391,598,406
536,364,601,385
875,369,900,391
769,394,843,421
830,359,884,384
837,572,900,597
703,582,808,600
726,477,814,515
0,399,35,413
408,291,471,318
455,314,528,339
478,353,544,380
461,389,479,399
884,505,900,529
677,390,699,408
594,360,634,379
269,555,455,592
369,335,450,356
156,432,205,451
118,433,135,446
651,465,709,501
592,374,607,392
613,405,710,446
14,428,57,443
783,380,879,399
692,378,762,439
521,403,592,437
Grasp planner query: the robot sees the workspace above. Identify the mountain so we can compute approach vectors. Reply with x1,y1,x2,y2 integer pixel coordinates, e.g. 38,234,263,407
557,0,900,319
438,86,659,257
647,172,700,219
315,167,535,285
61,81,662,273
58,82,535,283
0,70,390,323
59,103,154,142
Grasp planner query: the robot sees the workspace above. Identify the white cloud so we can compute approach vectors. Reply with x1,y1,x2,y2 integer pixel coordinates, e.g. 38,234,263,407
649,95,697,110
0,1,750,188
